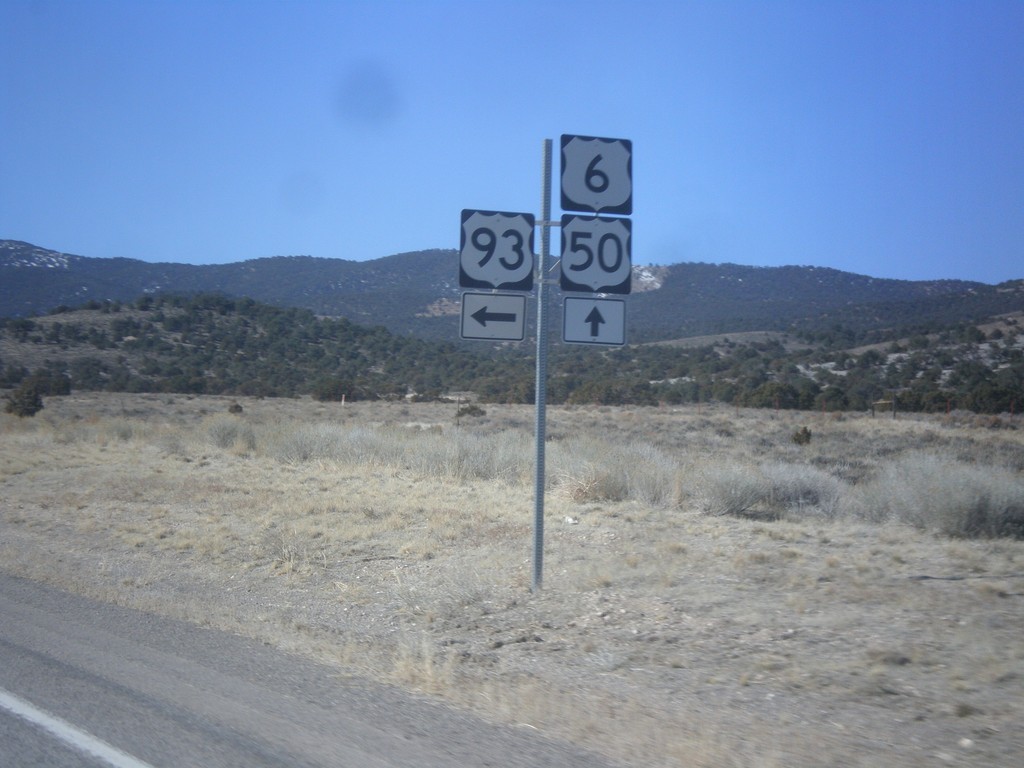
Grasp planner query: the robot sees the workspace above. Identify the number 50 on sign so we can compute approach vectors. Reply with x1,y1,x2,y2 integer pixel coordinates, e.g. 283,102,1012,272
560,215,631,294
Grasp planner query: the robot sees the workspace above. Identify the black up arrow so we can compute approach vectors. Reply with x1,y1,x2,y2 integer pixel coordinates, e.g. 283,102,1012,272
472,305,517,326
584,306,605,337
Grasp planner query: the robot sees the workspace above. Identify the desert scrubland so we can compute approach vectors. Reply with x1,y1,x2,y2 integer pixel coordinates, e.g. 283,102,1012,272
2,392,1024,767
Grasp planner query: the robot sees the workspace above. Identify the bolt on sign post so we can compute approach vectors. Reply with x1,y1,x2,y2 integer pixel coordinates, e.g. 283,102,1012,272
460,135,632,592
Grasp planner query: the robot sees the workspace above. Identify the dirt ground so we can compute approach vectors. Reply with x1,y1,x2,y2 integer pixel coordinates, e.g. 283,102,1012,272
2,393,1023,767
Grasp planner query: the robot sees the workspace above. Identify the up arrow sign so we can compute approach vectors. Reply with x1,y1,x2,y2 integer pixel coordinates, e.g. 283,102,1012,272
584,306,605,336
563,297,625,346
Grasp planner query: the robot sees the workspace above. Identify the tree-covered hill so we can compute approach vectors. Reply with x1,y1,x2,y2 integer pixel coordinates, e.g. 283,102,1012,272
2,294,1022,415
0,240,458,334
4,240,1022,345
0,294,487,399
627,263,1023,341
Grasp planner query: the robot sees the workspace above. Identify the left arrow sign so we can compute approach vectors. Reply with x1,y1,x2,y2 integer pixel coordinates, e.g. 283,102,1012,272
472,306,517,326
460,292,527,342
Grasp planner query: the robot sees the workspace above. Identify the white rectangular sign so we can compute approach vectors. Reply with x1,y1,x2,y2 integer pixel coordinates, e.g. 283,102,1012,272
562,297,626,346
460,292,527,341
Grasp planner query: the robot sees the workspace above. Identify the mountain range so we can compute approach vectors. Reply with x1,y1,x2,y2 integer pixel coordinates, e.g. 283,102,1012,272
2,239,1022,343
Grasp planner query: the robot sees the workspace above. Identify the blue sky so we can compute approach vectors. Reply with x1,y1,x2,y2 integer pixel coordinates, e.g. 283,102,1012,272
2,0,1022,283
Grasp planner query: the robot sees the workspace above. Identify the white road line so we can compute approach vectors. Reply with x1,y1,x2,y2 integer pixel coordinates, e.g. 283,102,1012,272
0,687,157,768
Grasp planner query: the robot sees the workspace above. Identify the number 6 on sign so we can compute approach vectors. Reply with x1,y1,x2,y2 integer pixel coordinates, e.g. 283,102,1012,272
459,209,535,291
560,135,632,215
559,215,632,294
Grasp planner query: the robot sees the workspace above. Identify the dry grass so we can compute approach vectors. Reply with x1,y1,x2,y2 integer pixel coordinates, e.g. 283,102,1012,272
2,393,1024,766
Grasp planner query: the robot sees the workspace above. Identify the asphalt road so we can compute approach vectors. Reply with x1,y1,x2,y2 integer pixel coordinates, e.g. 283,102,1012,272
0,574,620,767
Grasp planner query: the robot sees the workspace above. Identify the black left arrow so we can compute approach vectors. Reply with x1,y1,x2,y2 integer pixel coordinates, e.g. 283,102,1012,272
584,306,605,336
472,306,517,326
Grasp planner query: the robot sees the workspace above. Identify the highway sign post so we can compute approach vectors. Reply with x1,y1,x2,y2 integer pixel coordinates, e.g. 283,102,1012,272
459,135,632,591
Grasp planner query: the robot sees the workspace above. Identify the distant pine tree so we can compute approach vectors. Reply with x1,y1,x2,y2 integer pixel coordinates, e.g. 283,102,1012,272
4,380,44,417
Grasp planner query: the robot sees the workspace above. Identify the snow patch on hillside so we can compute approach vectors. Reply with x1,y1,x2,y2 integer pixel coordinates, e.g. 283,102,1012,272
0,242,72,269
632,264,667,292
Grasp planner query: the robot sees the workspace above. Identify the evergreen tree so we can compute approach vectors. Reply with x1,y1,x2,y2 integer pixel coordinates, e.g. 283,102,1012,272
4,380,44,417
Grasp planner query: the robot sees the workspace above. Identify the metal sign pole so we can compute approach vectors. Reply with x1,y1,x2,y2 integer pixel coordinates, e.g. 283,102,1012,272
532,138,552,592
460,134,629,591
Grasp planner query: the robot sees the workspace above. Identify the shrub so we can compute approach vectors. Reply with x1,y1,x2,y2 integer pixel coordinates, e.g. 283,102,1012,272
620,443,682,507
791,426,812,445
846,453,1024,538
268,424,406,466
312,377,362,402
4,381,44,417
29,371,71,396
409,430,531,484
760,462,841,519
551,439,680,506
206,414,257,451
696,463,767,517
697,461,842,520
268,423,348,462
105,418,137,442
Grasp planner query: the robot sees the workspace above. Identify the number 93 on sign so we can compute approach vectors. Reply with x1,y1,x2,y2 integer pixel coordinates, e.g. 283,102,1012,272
459,209,535,292
559,215,631,294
